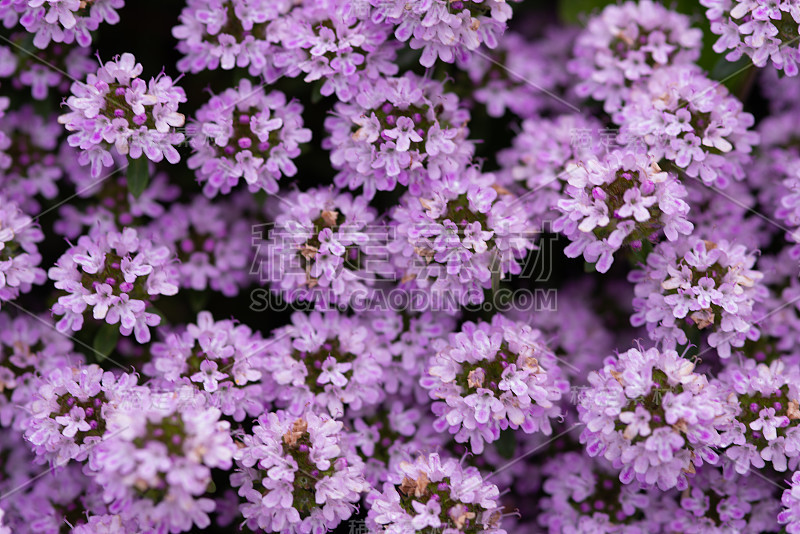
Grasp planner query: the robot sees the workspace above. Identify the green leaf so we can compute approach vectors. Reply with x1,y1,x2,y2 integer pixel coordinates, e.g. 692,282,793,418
148,306,168,324
495,429,517,460
32,98,54,117
93,323,120,361
627,240,654,268
490,250,501,294
709,55,750,82
188,290,209,314
127,156,149,199
708,56,755,96
310,80,326,104
558,0,615,24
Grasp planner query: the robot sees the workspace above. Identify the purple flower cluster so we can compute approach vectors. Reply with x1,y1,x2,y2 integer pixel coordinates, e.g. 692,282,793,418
579,345,728,490
267,1,398,101
345,398,442,486
630,237,766,357
0,197,45,304
715,359,800,474
25,363,140,464
172,0,290,77
146,195,253,296
0,106,66,211
616,64,758,187
0,37,94,100
370,0,519,68
143,311,271,420
263,310,388,417
754,112,800,257
260,187,381,305
2,0,124,48
674,465,780,533
367,309,457,398
0,313,79,429
187,78,311,197
0,457,108,533
173,0,398,101
388,168,534,309
538,451,660,532
422,315,567,453
540,460,780,533
554,150,693,273
366,452,505,533
49,226,179,342
497,113,603,225
325,72,473,197
54,154,180,239
90,386,237,532
59,53,186,177
703,0,800,76
231,410,369,533
782,471,800,532
569,0,703,112
458,28,579,118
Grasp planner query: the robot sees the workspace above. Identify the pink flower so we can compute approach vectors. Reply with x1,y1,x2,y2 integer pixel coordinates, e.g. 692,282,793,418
190,359,227,392
55,406,91,438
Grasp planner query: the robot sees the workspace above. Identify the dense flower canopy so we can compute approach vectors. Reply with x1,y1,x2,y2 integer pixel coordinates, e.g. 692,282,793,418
2,0,800,532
